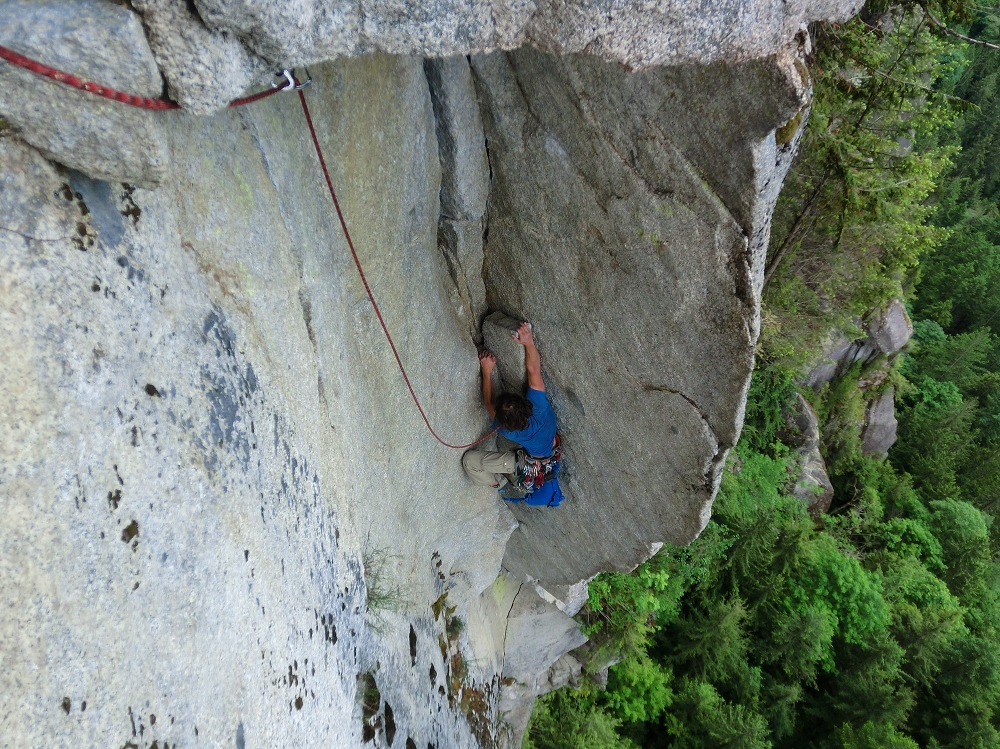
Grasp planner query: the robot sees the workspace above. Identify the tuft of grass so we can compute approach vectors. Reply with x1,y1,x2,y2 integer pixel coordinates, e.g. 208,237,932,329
446,615,465,638
362,538,407,633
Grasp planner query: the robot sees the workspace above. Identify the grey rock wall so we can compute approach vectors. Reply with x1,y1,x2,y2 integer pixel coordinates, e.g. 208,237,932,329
427,57,491,340
0,57,516,749
471,48,807,587
191,0,860,79
0,0,168,185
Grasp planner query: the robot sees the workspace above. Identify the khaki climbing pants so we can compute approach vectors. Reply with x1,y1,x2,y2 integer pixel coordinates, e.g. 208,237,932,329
462,449,517,488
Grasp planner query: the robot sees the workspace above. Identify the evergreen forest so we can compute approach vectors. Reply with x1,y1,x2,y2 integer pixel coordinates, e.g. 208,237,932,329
525,2,1000,747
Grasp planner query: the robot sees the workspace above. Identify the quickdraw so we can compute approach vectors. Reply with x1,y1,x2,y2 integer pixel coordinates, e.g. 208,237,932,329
512,434,563,493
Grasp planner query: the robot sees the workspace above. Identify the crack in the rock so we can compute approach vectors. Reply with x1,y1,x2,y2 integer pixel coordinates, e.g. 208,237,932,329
498,581,523,680
640,381,720,450
241,111,281,197
0,225,72,243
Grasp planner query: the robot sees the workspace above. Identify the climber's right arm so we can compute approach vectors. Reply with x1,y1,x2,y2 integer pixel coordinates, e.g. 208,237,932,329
514,322,545,392
480,350,497,419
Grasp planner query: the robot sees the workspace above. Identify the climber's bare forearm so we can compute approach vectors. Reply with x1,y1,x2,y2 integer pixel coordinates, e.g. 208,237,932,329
515,322,545,391
524,342,544,391
482,376,496,418
479,349,497,418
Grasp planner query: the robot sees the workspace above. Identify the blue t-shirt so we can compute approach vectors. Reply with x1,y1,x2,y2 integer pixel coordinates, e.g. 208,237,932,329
498,388,557,457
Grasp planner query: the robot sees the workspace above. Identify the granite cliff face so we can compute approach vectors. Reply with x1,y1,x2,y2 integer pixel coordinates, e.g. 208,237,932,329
0,1,859,747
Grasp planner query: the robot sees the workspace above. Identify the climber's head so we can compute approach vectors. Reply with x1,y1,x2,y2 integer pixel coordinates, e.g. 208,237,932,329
494,392,533,432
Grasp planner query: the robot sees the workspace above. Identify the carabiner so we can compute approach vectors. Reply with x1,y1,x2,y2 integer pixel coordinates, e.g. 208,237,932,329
270,69,295,91
294,67,312,90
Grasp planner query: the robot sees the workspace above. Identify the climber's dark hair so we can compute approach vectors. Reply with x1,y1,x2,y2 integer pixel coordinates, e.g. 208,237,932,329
494,392,533,431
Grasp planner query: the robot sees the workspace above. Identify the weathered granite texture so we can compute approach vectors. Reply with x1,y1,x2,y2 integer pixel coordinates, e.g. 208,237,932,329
0,57,517,749
427,57,491,340
191,0,860,73
0,0,168,185
472,48,809,587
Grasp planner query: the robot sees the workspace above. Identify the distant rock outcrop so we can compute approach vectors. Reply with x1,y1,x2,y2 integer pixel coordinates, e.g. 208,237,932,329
805,299,912,461
862,387,899,459
786,394,834,517
807,298,914,391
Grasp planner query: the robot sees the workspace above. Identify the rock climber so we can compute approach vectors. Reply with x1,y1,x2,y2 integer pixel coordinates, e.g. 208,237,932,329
462,321,564,506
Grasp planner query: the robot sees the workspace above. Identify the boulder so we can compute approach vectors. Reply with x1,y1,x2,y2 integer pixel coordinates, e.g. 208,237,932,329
0,0,169,185
868,299,913,358
482,311,528,393
862,387,898,459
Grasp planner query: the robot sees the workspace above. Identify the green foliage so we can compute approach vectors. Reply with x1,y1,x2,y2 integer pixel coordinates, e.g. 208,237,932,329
741,365,800,454
526,3,1000,748
525,690,637,749
603,656,673,723
663,679,772,749
581,549,678,666
362,540,407,632
761,6,962,365
825,721,920,749
784,534,889,647
579,523,732,667
818,363,872,475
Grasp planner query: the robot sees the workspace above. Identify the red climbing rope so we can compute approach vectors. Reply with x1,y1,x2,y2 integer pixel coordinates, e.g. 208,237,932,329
0,42,495,449
0,44,288,109
297,90,496,450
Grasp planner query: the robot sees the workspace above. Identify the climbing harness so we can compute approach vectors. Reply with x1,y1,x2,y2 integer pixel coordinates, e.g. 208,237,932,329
0,45,496,450
512,434,563,493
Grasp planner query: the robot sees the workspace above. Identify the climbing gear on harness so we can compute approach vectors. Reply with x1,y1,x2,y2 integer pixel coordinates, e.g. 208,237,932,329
0,44,496,450
512,434,563,493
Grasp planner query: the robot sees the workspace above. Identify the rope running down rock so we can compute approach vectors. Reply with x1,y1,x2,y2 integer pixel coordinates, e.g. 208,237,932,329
0,43,496,449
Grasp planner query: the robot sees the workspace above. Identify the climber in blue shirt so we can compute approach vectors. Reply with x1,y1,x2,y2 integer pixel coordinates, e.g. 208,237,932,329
462,321,564,506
